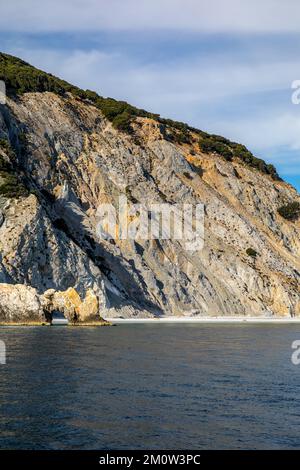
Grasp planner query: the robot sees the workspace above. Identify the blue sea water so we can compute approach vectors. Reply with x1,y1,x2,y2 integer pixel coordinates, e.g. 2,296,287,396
0,323,300,450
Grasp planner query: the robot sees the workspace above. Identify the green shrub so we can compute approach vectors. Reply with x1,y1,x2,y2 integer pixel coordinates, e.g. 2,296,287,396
278,202,300,221
246,248,258,258
166,128,191,144
98,98,129,120
112,112,133,133
199,137,233,161
0,154,10,172
0,172,28,198
0,138,15,160
199,135,280,179
0,138,28,198
0,139,15,172
175,131,191,144
84,89,99,103
161,121,191,144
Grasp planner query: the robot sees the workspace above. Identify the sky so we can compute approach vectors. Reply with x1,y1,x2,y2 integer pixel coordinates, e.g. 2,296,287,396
1,0,300,190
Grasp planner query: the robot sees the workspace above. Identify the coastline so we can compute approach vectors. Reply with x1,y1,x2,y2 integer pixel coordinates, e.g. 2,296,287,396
1,317,300,326
104,316,300,324
0,320,111,327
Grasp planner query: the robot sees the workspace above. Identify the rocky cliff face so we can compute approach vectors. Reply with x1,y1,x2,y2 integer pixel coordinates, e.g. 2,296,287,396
0,76,299,320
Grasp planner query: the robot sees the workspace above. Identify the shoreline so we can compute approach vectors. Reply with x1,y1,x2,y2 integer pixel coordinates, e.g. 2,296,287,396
104,316,300,324
0,321,111,327
1,317,300,326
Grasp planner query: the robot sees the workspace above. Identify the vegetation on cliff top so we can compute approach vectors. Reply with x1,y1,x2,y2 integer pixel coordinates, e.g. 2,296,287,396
199,135,279,180
0,52,280,180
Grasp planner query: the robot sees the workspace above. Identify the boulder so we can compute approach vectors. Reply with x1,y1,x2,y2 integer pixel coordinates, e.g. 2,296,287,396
0,283,43,322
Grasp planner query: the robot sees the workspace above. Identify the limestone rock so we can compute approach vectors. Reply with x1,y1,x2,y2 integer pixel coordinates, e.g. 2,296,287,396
0,90,299,319
0,283,43,322
41,287,101,321
79,289,99,321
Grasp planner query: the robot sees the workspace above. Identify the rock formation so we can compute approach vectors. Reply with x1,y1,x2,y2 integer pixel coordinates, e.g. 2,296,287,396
0,283,43,322
0,53,299,320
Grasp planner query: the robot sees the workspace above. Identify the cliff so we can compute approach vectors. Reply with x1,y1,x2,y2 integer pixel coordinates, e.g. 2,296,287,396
0,52,299,320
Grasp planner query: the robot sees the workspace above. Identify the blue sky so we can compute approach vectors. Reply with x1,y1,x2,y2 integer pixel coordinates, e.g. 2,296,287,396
1,0,300,190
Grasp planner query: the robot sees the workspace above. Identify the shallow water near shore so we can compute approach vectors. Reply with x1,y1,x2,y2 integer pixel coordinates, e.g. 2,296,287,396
0,323,300,449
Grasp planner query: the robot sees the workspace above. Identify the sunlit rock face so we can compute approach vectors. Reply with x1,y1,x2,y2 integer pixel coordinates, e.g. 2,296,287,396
0,283,103,323
0,91,299,319
41,287,101,322
0,283,43,322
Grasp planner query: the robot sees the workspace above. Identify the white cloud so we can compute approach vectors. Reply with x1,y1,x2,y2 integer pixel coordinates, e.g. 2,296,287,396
2,0,300,33
211,112,300,151
14,47,298,105
7,45,300,163
1,1,300,183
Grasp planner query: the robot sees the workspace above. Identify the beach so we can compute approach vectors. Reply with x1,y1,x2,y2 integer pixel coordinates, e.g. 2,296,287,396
105,316,300,324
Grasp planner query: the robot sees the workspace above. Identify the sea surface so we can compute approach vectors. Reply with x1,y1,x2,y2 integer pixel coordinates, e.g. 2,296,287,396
0,323,300,449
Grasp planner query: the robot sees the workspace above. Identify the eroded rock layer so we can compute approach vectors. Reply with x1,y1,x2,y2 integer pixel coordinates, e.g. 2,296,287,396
0,91,299,319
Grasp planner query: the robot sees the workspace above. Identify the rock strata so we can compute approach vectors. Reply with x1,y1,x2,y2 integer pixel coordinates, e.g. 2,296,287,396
0,84,299,319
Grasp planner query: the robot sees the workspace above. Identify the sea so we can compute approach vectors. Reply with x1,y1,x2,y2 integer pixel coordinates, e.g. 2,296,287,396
0,323,299,449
